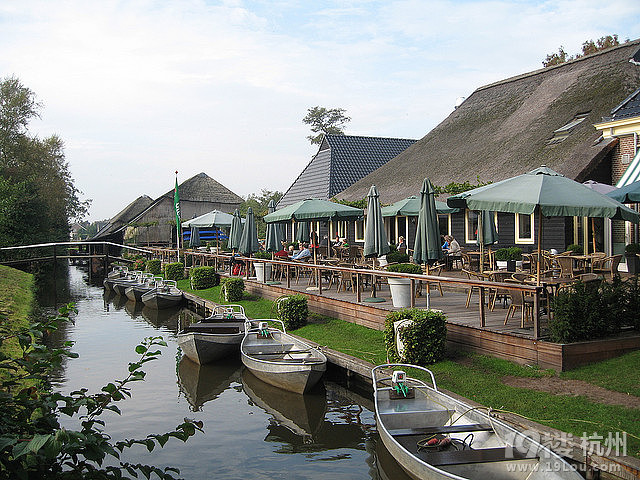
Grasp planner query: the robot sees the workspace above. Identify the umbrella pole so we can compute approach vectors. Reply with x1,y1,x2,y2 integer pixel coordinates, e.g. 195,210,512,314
537,209,542,286
426,263,430,309
591,217,596,254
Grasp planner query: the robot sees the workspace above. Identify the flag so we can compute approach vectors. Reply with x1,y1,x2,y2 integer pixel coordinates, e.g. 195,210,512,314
174,178,181,227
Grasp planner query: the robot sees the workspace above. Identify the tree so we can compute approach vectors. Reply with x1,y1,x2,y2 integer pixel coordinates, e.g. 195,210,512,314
302,106,351,145
0,76,90,245
240,189,283,238
542,35,624,67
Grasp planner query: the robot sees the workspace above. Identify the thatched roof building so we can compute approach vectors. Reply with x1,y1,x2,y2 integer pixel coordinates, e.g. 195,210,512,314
93,195,154,242
338,40,640,203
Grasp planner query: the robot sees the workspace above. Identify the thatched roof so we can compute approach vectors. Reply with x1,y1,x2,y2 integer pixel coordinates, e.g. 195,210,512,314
92,195,153,239
161,172,243,205
338,39,640,203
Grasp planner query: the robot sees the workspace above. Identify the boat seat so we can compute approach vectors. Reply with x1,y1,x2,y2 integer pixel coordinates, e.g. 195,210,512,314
415,446,531,466
251,349,312,356
388,423,493,437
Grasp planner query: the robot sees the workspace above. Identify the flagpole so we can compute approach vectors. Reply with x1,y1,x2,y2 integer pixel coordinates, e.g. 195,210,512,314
174,171,181,261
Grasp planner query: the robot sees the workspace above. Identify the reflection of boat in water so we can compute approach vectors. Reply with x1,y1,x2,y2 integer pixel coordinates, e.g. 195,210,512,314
372,364,583,480
124,299,144,319
241,320,326,394
242,368,326,441
141,305,183,331
178,305,247,365
374,434,412,480
177,356,242,411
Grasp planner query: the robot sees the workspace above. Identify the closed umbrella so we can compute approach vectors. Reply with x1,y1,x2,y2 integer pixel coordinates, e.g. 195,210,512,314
364,185,389,302
228,209,243,251
189,227,201,248
448,165,640,285
238,207,260,256
296,221,310,245
413,179,443,308
265,200,284,253
477,211,498,271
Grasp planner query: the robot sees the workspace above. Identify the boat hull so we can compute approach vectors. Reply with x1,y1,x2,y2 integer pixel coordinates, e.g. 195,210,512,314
125,284,152,302
141,291,183,309
178,322,245,364
241,328,326,394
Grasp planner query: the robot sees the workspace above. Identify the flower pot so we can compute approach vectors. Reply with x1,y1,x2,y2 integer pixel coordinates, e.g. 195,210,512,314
378,255,388,267
625,254,640,275
254,262,272,283
388,277,412,308
507,260,516,272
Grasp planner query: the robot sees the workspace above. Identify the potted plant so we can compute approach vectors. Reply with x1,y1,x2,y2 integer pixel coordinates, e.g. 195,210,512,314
625,243,640,275
252,251,272,282
386,263,422,307
494,247,522,271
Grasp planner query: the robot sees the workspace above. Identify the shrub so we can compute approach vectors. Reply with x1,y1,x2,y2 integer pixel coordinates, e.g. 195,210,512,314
386,251,409,264
190,266,220,289
566,243,583,254
132,258,145,271
221,277,245,302
625,243,640,254
164,262,185,280
276,294,308,330
253,251,272,260
384,309,447,365
386,263,422,274
146,259,162,275
495,247,522,261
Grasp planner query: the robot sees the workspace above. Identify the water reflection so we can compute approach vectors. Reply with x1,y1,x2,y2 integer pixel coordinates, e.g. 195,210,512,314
177,356,242,411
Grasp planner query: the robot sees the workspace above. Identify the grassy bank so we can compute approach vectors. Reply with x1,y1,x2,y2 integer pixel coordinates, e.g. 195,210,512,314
0,265,35,359
179,279,640,458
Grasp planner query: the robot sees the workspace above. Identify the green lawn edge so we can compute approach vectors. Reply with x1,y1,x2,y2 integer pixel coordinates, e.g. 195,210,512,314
0,265,35,359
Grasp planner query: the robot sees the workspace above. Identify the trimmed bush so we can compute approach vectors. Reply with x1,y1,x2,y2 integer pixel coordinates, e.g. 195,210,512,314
164,262,185,281
386,251,409,264
495,247,522,261
384,309,447,365
566,243,583,254
190,266,220,290
253,251,272,260
386,263,422,274
146,259,162,275
221,277,245,302
276,294,308,330
625,243,640,254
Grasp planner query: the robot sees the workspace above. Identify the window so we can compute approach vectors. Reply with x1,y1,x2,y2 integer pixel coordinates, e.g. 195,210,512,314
354,219,365,242
465,210,479,244
547,112,589,145
438,214,451,238
330,221,347,239
515,213,534,244
396,216,408,245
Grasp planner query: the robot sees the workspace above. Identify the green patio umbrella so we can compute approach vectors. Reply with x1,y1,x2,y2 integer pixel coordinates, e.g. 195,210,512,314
381,195,460,216
448,165,640,284
265,200,284,253
606,179,640,203
413,179,443,264
295,221,311,244
228,209,244,251
363,185,389,302
238,207,260,256
263,198,363,223
477,211,498,271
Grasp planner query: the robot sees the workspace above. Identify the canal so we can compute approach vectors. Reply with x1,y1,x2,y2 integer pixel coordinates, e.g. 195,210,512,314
39,265,410,479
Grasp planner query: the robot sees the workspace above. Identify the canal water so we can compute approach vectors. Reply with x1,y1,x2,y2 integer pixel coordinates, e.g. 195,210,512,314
40,266,410,480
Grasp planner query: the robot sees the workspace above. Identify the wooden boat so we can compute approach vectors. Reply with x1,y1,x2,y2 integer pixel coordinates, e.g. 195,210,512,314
372,364,583,480
111,271,144,296
125,275,163,302
177,305,248,364
240,319,326,394
103,266,128,290
141,280,183,309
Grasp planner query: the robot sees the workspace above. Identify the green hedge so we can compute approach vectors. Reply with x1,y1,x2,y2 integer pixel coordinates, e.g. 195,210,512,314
221,277,245,302
494,247,522,261
146,259,162,275
164,262,185,281
386,263,422,274
276,294,308,330
189,266,220,290
386,251,409,264
253,251,272,260
384,308,447,365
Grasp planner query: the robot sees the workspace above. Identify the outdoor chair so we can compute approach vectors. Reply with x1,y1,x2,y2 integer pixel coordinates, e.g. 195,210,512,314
592,254,622,278
556,256,578,278
503,279,533,328
416,263,444,298
336,263,356,293
462,269,488,308
488,270,512,310
461,252,479,272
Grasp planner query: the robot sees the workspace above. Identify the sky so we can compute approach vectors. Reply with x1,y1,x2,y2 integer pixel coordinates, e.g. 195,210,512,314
1,1,640,221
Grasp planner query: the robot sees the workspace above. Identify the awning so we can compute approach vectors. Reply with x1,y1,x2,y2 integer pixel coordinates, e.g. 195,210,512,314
616,149,640,187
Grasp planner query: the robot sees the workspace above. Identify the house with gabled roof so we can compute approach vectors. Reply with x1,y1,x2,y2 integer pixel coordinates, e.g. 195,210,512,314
279,134,416,244
338,39,640,255
94,173,243,246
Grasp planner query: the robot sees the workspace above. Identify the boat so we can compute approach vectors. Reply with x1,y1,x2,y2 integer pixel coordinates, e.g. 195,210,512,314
240,319,326,394
141,280,183,309
111,270,145,296
177,304,248,364
372,364,583,480
103,266,128,290
125,275,163,302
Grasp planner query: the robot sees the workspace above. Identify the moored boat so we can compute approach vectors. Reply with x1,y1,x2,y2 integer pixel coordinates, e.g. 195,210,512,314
125,275,163,302
178,304,248,364
103,266,128,290
111,270,144,296
372,364,583,480
141,280,183,309
240,319,326,394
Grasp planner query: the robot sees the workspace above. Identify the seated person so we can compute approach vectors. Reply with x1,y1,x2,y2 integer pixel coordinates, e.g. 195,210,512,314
291,243,312,260
444,235,460,254
274,248,289,258
396,236,407,254
441,235,449,250
332,234,342,247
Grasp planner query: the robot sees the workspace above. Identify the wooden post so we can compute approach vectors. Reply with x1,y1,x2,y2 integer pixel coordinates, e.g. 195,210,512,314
533,288,541,339
356,272,361,303
286,264,291,288
318,265,323,295
410,279,415,308
479,286,486,327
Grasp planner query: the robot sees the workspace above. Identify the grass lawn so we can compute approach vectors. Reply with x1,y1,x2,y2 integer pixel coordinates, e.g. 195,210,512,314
0,265,34,360
179,278,640,458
